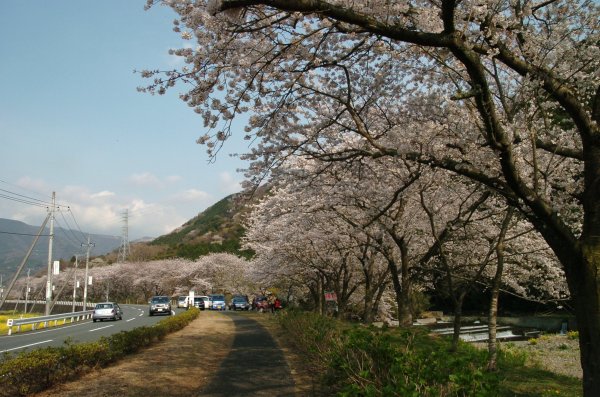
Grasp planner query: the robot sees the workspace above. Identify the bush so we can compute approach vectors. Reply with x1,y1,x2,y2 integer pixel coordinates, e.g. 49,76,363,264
0,307,199,397
277,310,499,396
567,331,579,340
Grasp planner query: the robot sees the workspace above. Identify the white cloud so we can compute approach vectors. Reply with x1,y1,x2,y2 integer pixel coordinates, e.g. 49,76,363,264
16,176,51,194
171,188,211,202
90,190,115,200
218,172,242,194
166,175,183,183
1,176,220,240
129,172,163,188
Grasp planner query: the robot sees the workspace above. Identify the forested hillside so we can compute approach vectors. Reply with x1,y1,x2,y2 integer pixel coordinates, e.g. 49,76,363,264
141,188,267,260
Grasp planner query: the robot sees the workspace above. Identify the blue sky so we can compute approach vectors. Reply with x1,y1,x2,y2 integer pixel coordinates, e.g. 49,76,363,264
0,1,250,240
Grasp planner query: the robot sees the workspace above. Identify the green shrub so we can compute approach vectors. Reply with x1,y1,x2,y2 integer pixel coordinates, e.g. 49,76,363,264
567,331,579,340
0,347,64,396
278,311,499,396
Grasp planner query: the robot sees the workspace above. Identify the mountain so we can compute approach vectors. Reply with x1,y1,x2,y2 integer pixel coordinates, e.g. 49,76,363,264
147,188,268,260
0,218,121,280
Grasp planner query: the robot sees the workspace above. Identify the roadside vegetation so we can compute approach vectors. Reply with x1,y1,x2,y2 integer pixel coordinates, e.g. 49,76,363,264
0,308,199,397
0,311,45,334
274,310,582,397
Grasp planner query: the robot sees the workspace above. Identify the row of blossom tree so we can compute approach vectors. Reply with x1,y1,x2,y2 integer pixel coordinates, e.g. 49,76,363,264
12,253,256,307
243,153,568,362
138,1,598,393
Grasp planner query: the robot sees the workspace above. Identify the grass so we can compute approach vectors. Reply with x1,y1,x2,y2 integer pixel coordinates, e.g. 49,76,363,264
0,311,56,334
499,365,582,396
496,337,582,397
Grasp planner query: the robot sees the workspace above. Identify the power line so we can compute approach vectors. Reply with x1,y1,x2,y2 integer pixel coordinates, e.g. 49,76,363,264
54,217,85,248
0,179,53,203
58,210,85,245
0,188,52,205
67,207,86,237
0,230,51,237
0,193,48,208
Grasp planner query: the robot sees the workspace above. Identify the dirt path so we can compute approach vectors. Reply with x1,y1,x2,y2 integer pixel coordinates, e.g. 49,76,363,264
33,311,315,397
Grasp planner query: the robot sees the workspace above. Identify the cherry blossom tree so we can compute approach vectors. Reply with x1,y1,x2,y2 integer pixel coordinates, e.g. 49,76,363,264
245,185,368,316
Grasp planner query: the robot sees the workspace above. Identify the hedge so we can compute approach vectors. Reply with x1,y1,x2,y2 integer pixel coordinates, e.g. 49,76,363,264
0,307,199,396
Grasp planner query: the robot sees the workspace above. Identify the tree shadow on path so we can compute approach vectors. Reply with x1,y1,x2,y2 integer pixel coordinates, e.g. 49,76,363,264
197,312,296,397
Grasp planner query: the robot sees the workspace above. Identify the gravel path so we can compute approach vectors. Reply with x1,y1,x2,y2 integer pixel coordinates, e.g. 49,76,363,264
33,311,313,397
198,313,296,396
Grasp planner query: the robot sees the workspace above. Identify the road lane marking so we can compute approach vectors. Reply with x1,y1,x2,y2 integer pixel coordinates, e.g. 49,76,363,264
126,318,136,322
89,325,113,332
0,339,53,353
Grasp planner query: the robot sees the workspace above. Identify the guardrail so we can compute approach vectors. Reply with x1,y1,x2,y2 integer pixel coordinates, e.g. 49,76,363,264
6,310,94,335
1,299,96,309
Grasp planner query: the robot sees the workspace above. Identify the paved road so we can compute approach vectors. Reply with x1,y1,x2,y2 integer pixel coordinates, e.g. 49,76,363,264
0,305,179,354
197,312,297,397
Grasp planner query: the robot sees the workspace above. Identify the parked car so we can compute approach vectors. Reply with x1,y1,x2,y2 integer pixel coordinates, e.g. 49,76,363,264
186,295,209,310
149,296,172,316
199,295,209,310
252,296,269,312
93,302,123,322
229,296,250,311
208,294,226,310
177,296,189,308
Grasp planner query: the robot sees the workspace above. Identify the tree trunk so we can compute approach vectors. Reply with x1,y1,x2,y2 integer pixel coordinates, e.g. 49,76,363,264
451,292,467,352
317,275,324,315
571,244,600,397
530,210,600,396
398,237,413,326
387,257,407,326
488,208,513,370
363,287,376,324
577,137,600,397
487,265,501,371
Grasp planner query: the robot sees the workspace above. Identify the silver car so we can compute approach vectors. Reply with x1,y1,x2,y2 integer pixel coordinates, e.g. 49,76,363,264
92,302,123,322
208,294,226,310
149,296,172,316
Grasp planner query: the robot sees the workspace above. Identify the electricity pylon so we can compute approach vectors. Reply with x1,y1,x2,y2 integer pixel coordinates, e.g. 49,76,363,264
118,209,130,262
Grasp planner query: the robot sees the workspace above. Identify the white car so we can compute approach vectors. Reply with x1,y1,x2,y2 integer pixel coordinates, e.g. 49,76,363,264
188,295,209,310
92,302,123,322
177,296,189,308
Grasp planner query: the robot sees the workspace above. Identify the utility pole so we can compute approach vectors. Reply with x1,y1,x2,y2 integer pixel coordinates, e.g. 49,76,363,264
24,269,30,314
0,213,50,311
45,192,56,316
72,255,78,312
82,236,94,310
